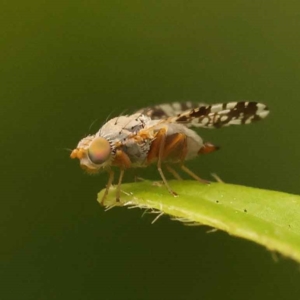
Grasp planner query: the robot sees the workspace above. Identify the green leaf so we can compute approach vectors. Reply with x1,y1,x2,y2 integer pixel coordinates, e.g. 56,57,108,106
98,180,300,262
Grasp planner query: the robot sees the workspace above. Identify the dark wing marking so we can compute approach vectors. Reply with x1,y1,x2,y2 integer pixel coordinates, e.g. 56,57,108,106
136,102,207,120
169,102,269,128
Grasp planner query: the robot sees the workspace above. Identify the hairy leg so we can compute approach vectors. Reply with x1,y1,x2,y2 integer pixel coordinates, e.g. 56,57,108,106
165,164,183,180
180,165,210,184
100,169,115,205
116,169,125,201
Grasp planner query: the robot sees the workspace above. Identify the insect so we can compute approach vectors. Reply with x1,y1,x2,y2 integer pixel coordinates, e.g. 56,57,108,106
70,101,269,204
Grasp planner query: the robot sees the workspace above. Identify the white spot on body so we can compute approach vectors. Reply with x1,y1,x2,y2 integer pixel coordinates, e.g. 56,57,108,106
172,102,181,111
220,115,228,122
225,102,237,109
220,109,231,115
245,115,255,124
159,104,175,117
256,103,266,111
258,110,269,118
201,117,210,125
210,104,223,113
186,101,193,108
230,119,242,125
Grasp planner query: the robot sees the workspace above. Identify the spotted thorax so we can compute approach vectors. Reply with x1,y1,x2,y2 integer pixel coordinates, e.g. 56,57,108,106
71,101,269,204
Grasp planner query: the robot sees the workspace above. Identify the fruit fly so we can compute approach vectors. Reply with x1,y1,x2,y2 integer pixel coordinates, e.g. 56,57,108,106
70,101,269,204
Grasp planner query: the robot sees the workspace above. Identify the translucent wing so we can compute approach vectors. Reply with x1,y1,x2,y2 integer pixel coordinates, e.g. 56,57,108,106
136,102,207,120
168,101,269,128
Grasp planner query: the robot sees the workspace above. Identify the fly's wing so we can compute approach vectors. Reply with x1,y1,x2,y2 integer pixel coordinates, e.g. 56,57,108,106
136,102,207,120
168,102,269,128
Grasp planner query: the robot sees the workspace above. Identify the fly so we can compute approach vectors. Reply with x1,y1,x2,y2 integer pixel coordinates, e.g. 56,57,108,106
70,101,269,204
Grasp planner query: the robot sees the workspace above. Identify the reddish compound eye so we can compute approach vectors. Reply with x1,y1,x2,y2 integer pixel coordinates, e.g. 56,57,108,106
88,137,111,165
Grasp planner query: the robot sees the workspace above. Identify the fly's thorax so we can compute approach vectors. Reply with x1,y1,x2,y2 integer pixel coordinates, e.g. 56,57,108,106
97,113,152,141
70,135,116,173
92,113,154,167
121,134,153,166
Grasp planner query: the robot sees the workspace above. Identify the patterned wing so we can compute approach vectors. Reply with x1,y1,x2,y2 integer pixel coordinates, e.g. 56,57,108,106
136,102,207,120
169,101,269,128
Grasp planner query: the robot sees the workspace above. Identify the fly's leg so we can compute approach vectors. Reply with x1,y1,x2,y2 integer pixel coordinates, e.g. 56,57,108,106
180,165,210,184
180,138,210,184
116,169,125,202
211,173,224,183
160,132,210,184
155,128,178,196
160,132,209,184
148,130,193,196
161,132,186,181
181,141,220,183
100,169,115,205
112,150,132,202
165,164,183,180
134,176,147,182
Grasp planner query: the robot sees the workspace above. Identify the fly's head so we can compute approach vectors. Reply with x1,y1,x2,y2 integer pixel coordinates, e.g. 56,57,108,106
70,135,115,174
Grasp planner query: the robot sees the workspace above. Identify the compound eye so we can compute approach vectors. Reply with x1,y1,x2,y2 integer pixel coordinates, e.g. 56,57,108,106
88,137,111,165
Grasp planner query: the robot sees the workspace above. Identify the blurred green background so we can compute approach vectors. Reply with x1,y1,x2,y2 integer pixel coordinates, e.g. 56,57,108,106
1,1,300,299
